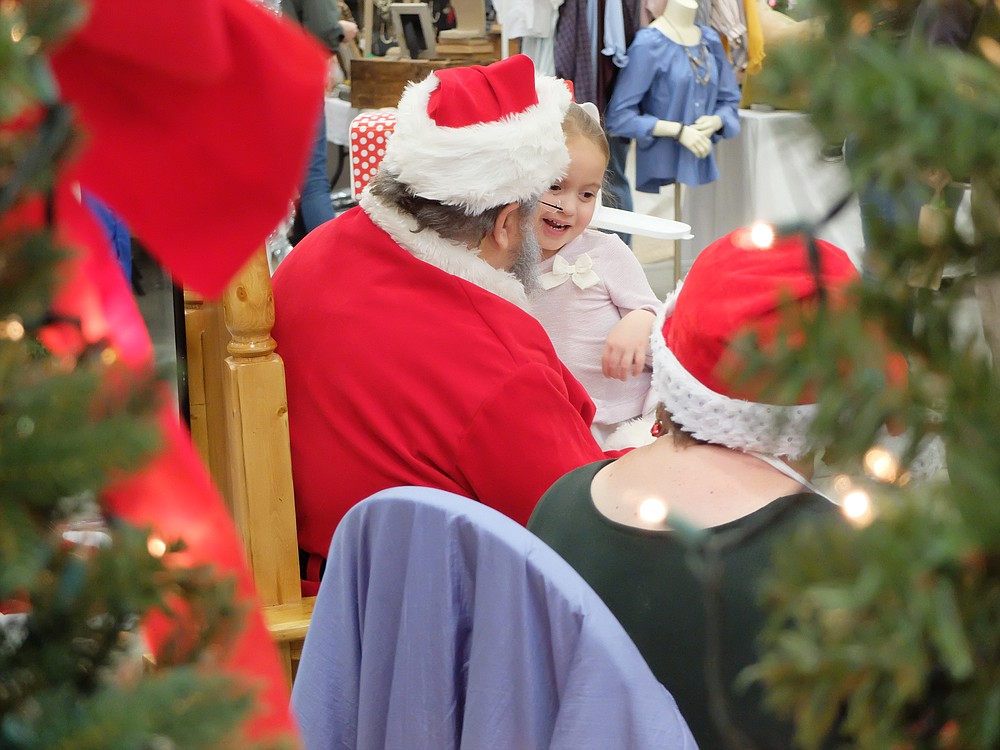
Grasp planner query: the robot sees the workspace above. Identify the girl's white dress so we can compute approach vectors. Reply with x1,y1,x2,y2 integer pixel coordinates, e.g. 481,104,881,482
531,229,661,443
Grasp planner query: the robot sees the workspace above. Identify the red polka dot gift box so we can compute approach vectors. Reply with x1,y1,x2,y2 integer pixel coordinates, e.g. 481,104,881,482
349,110,396,200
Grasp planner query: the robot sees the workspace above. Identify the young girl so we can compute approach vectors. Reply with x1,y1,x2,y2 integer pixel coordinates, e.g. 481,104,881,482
530,103,660,448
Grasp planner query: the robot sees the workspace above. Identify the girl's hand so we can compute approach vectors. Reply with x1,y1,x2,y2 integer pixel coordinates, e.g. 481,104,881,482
602,310,656,381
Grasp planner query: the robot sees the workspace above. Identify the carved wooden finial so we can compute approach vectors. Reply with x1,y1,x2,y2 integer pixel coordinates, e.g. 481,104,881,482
223,248,277,359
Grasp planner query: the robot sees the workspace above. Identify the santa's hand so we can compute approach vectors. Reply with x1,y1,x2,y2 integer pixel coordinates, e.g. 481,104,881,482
691,114,723,136
677,126,712,159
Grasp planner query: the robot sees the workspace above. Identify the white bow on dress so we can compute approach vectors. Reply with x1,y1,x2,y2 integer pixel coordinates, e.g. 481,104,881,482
538,253,601,290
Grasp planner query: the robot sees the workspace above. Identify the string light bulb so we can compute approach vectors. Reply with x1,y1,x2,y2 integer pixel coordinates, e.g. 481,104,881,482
632,496,708,543
841,489,874,527
638,497,668,525
863,446,899,483
833,474,853,494
147,535,167,558
749,222,775,249
850,12,874,35
1,316,25,341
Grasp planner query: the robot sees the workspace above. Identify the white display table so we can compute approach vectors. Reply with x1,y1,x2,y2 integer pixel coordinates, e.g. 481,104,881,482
679,109,865,274
325,96,358,146
325,96,359,190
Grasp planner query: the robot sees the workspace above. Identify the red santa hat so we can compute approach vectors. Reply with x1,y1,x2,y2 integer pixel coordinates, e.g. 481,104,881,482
380,54,572,214
651,227,863,459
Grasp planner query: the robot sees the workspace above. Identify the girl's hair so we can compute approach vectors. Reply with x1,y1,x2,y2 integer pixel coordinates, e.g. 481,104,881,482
562,102,610,164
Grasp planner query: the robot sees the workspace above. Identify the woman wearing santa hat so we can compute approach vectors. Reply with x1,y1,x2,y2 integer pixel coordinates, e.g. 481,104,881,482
528,227,940,748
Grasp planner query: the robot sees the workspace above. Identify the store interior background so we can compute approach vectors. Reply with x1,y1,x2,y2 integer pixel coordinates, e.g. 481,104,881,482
135,120,992,408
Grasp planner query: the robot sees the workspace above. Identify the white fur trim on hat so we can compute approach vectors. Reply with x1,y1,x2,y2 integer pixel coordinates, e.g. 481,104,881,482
650,285,947,475
361,189,530,309
381,73,571,214
649,282,820,460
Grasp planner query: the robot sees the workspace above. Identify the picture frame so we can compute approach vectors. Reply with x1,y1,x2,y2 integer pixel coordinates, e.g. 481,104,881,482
389,2,436,60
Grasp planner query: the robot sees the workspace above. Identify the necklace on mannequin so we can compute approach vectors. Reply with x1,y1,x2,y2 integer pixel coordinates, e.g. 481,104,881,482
662,16,711,86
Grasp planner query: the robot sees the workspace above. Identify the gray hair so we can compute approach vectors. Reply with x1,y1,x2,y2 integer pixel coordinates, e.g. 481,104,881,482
368,170,536,247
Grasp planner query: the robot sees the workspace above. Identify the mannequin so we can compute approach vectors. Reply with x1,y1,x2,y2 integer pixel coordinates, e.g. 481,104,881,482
649,0,719,158
605,0,740,187
605,0,741,280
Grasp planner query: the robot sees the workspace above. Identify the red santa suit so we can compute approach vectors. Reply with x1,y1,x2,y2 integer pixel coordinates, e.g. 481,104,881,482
273,191,609,592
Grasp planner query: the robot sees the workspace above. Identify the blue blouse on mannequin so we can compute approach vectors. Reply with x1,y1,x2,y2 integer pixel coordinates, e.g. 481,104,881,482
605,25,741,191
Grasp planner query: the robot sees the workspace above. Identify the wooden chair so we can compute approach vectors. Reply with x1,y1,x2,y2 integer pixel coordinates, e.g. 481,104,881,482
184,248,314,685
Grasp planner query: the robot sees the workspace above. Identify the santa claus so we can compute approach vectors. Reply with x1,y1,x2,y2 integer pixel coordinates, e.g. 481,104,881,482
272,55,617,594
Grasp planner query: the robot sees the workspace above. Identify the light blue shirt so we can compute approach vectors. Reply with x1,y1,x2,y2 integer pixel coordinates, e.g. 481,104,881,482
602,0,629,68
605,26,742,190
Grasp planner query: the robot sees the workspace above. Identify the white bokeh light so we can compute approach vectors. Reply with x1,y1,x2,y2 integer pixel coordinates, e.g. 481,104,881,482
864,446,899,483
638,497,668,525
842,489,874,527
147,535,167,558
749,222,775,249
833,474,853,494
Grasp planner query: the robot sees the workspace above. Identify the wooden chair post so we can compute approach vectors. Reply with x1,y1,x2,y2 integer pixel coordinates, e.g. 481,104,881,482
183,289,232,505
220,248,306,682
